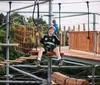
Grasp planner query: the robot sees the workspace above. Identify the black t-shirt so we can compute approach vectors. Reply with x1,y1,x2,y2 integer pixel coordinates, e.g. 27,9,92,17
40,34,60,51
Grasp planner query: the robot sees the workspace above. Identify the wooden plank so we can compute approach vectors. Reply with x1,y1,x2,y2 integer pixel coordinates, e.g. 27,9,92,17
26,55,38,60
4,60,23,63
16,58,26,62
69,31,95,53
0,43,19,46
51,81,58,85
0,63,5,66
61,47,100,63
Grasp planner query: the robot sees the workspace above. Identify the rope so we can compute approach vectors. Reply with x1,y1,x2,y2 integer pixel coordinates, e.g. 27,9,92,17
8,1,12,40
86,1,90,39
32,0,38,27
58,3,61,52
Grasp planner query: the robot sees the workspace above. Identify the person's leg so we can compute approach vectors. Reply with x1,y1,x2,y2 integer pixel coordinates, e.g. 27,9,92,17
37,47,45,61
35,47,45,67
53,47,63,66
53,47,61,60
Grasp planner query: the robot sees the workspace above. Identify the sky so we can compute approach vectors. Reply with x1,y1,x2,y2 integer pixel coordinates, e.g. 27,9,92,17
0,0,100,31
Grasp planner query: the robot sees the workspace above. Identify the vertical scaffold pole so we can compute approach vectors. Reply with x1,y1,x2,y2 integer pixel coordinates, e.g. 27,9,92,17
48,0,52,85
93,14,96,55
49,0,52,26
6,12,10,85
6,2,12,85
48,57,52,85
92,65,95,85
92,13,96,85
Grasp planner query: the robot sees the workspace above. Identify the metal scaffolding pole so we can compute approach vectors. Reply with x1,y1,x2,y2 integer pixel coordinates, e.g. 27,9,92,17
9,66,46,83
5,2,12,85
10,0,48,12
93,13,97,56
15,11,95,14
92,65,95,85
93,14,96,31
92,13,96,85
52,58,89,66
0,80,41,84
48,0,52,26
12,64,91,68
54,13,92,18
48,0,53,85
6,12,10,85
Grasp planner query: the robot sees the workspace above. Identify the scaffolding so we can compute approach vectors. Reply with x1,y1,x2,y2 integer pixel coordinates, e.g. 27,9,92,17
0,0,53,85
0,0,100,85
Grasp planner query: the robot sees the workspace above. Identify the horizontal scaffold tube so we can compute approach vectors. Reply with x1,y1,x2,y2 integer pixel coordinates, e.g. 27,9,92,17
0,80,41,84
9,66,46,83
10,0,49,12
12,65,91,68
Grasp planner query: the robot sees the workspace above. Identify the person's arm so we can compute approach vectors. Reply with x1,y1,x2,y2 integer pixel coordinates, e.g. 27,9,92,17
40,36,45,44
55,36,60,45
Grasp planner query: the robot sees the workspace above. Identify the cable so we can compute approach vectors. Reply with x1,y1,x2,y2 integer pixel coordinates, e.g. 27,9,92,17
58,3,62,53
86,1,90,39
32,0,41,50
8,1,12,40
37,2,40,20
32,0,37,26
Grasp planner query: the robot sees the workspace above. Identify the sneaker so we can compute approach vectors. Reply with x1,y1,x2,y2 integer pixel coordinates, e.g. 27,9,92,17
35,60,41,67
58,59,63,66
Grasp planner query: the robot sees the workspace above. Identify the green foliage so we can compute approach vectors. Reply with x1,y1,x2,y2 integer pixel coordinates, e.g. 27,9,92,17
0,29,6,43
27,16,48,31
11,12,24,25
0,13,5,19
0,12,48,58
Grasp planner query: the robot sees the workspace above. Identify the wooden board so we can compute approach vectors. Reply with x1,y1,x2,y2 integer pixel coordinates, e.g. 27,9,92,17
0,43,19,46
61,47,100,63
69,31,96,52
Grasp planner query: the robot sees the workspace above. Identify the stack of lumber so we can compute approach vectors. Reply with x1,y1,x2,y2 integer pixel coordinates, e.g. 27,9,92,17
52,72,89,85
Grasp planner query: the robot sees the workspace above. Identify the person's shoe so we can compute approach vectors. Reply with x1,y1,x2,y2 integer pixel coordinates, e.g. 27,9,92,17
35,60,41,67
58,59,63,66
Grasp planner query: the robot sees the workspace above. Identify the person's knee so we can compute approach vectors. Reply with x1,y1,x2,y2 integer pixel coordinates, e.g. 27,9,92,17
53,47,58,52
39,47,45,52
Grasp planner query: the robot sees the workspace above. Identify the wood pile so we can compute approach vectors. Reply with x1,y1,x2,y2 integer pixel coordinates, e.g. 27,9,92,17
52,72,89,85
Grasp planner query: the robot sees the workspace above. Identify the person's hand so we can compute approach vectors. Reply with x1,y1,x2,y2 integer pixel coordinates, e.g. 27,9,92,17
36,32,39,37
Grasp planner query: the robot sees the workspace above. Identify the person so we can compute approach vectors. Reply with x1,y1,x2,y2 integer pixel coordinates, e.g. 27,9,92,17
52,20,59,36
35,26,63,67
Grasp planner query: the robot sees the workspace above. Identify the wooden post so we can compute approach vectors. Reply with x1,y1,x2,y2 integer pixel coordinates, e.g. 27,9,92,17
23,26,27,43
78,25,80,31
63,26,66,46
68,26,70,32
83,23,86,31
97,32,100,54
72,26,75,31
59,26,62,46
